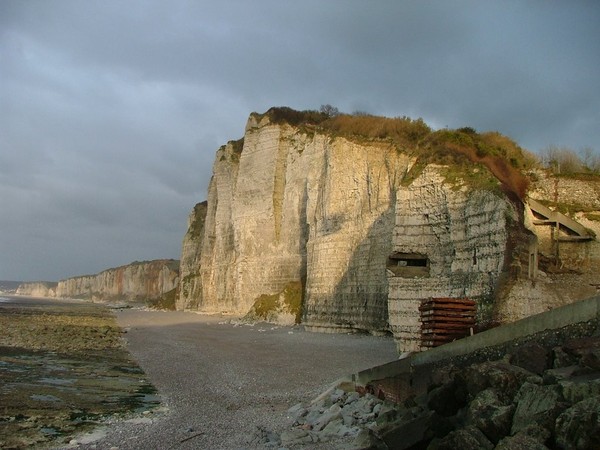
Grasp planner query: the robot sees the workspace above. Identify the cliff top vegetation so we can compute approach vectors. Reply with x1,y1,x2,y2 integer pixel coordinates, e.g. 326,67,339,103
540,145,600,178
64,259,180,280
255,106,538,199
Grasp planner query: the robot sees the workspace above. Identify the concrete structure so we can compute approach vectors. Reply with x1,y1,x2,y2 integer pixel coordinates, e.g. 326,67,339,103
354,295,600,389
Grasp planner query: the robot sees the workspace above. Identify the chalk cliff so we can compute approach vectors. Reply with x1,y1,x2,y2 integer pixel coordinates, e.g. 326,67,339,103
16,281,58,298
179,112,413,334
178,109,527,336
177,202,208,310
55,259,179,302
179,107,599,351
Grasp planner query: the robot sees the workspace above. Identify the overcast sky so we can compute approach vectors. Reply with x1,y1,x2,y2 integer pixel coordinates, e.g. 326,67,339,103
1,1,599,281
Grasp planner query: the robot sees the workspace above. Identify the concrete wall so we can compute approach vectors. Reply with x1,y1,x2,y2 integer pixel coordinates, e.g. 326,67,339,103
355,295,600,387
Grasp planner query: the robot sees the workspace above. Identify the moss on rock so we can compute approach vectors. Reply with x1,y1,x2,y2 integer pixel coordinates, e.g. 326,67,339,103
244,281,304,325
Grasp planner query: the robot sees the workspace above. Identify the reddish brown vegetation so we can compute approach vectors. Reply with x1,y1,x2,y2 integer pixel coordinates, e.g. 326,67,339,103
260,107,536,199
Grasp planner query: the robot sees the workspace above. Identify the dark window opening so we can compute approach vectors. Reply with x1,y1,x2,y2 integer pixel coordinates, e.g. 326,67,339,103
387,252,430,277
405,258,427,267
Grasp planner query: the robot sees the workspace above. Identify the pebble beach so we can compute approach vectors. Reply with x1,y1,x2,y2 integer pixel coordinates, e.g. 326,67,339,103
0,297,398,449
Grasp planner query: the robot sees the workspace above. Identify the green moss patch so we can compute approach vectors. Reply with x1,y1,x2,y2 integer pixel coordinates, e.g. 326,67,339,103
244,281,303,324
146,288,177,311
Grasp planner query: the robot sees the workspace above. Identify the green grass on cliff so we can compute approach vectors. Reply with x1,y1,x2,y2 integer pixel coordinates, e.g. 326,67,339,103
187,201,208,240
255,107,538,200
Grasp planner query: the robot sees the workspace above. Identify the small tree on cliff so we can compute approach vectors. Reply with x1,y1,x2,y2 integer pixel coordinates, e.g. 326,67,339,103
320,104,340,117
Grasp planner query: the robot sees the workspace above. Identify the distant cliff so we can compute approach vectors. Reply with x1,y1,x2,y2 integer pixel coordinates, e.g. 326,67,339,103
178,107,599,351
55,259,179,302
16,281,58,298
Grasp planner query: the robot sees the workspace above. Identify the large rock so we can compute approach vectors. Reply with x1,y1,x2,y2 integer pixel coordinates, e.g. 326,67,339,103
459,360,538,399
427,425,494,450
495,424,551,450
558,372,600,403
378,411,452,450
427,379,468,417
511,382,566,435
464,388,514,444
509,342,551,375
554,395,600,450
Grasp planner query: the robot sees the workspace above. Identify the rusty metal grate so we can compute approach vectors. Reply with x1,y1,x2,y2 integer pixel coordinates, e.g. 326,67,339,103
420,297,476,348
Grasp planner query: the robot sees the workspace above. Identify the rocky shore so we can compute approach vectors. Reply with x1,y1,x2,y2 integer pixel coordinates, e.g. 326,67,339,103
264,327,600,449
0,297,158,449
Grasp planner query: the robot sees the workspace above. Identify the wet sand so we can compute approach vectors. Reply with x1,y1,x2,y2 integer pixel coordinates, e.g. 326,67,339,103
0,296,157,449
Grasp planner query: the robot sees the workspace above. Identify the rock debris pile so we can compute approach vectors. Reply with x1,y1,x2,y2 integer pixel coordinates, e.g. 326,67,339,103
250,387,391,449
252,335,600,449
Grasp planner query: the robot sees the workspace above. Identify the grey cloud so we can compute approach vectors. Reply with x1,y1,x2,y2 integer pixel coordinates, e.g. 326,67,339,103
1,0,599,280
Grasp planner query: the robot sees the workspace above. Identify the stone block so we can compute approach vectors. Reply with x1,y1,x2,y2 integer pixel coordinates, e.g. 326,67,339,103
511,382,566,435
555,396,600,450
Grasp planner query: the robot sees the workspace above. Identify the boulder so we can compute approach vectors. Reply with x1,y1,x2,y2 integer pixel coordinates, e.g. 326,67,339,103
580,349,600,370
495,424,551,450
559,376,600,403
287,402,308,425
280,429,317,446
542,365,580,384
312,404,343,432
509,342,551,375
426,425,494,450
348,428,388,450
555,395,600,450
459,360,537,400
562,336,600,357
379,411,452,450
552,346,578,369
465,388,514,444
427,380,467,417
511,382,566,435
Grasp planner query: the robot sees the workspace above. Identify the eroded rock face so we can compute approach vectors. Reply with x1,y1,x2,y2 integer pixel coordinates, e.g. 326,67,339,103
15,281,58,298
55,259,179,302
555,396,600,450
177,112,525,341
177,202,207,310
387,167,515,351
179,114,413,334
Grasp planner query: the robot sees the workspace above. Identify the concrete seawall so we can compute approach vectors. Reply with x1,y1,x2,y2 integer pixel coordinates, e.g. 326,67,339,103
355,295,600,388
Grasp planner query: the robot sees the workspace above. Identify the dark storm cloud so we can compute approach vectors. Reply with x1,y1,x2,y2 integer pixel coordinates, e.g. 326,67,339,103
1,0,599,281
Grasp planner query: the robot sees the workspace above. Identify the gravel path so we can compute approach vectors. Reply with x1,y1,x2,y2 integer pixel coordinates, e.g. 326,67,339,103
66,309,398,450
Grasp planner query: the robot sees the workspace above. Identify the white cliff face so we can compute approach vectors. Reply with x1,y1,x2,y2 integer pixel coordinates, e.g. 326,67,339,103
16,282,57,298
387,167,513,352
180,114,414,333
56,260,179,302
302,138,412,333
179,114,529,341
179,111,600,351
177,202,207,310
